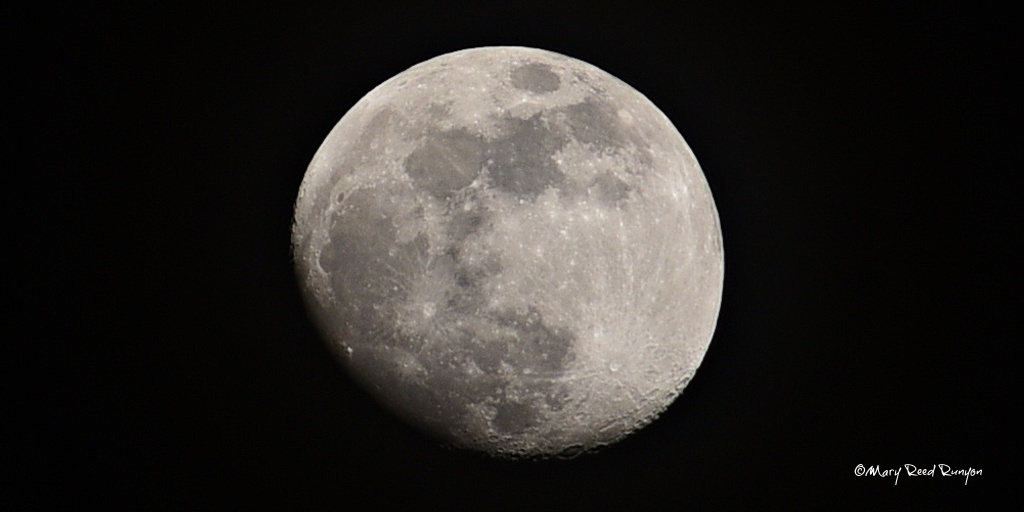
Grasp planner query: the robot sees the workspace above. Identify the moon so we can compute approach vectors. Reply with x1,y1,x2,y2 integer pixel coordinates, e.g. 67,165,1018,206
292,47,724,458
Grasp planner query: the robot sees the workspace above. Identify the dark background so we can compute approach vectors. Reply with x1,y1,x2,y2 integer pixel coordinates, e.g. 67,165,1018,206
13,2,1015,509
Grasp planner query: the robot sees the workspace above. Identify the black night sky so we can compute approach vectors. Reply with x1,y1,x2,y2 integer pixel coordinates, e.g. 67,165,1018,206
13,2,1015,508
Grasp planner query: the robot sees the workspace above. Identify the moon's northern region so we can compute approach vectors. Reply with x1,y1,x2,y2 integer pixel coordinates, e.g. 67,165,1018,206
292,47,723,457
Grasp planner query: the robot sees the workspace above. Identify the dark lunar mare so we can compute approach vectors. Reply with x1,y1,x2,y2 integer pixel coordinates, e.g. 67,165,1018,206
483,113,568,201
404,128,483,201
317,187,428,342
510,62,561,93
403,87,652,205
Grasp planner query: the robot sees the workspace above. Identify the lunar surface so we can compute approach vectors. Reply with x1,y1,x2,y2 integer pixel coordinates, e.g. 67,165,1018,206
292,47,723,457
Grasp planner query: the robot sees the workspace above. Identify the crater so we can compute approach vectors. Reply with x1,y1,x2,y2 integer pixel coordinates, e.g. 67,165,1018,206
510,62,561,93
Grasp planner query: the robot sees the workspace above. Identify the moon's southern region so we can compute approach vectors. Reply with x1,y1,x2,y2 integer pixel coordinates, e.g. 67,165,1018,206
292,47,723,457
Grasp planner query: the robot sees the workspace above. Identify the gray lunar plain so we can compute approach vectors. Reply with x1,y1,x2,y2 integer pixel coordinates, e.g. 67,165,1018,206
292,47,724,457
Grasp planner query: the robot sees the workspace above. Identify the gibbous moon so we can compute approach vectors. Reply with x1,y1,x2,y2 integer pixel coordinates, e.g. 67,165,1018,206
292,47,723,457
